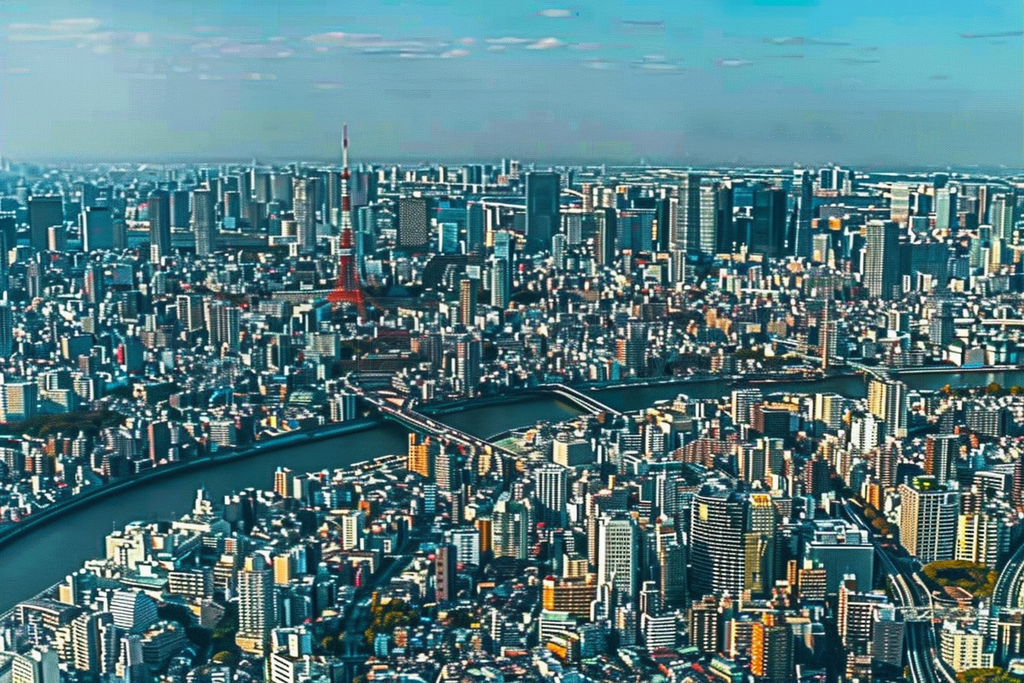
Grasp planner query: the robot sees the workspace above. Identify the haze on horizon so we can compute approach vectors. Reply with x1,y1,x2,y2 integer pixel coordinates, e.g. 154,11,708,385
0,0,1021,169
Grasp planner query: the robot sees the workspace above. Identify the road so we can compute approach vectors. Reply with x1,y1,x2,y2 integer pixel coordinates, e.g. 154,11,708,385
993,540,1024,611
839,501,957,683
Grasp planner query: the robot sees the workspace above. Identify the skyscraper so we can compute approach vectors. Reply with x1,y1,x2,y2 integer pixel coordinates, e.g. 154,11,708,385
935,186,957,232
27,195,63,251
792,170,814,257
148,189,172,260
455,335,481,397
598,514,640,605
237,554,275,655
593,207,617,265
292,177,317,255
690,484,746,597
890,183,911,224
899,477,959,563
675,173,702,256
490,257,509,309
924,434,960,484
992,193,1016,242
82,206,114,252
750,186,787,257
398,196,430,250
867,379,907,439
864,220,901,300
458,278,477,326
697,183,719,257
191,188,216,257
525,171,560,253
534,462,568,527
466,202,485,253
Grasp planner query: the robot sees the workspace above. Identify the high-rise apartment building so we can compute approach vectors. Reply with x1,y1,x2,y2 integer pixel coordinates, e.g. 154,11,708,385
864,220,901,300
898,477,959,563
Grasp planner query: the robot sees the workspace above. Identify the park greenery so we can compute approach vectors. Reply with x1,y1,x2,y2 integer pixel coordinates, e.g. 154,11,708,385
922,560,998,599
5,409,124,438
956,668,1018,683
364,597,418,646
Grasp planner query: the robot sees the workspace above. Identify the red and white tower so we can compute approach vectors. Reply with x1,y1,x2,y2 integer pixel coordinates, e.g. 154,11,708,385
328,123,366,314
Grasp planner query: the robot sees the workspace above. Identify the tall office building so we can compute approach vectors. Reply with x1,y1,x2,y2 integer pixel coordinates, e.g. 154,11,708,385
864,220,901,300
191,188,217,257
170,189,190,228
597,514,640,605
867,379,907,439
751,186,787,257
992,193,1016,242
593,207,617,265
490,257,509,309
534,462,568,527
208,302,241,352
890,184,912,224
237,554,275,655
455,335,481,398
898,477,959,563
493,492,533,560
292,177,317,255
398,196,430,250
148,189,172,260
924,434,960,484
27,195,63,251
466,202,485,253
690,484,746,597
0,303,14,358
525,171,560,253
458,278,477,326
82,206,114,252
674,173,702,257
697,183,719,256
792,170,814,257
935,187,957,232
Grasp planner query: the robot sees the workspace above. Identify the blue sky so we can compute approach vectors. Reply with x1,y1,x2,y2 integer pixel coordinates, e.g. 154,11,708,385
0,0,1021,167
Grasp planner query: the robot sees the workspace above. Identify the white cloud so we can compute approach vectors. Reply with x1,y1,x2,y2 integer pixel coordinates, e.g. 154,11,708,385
485,36,532,45
538,9,575,18
440,48,470,58
487,45,507,52
7,17,102,42
526,37,563,50
583,58,614,69
717,58,754,67
305,32,384,47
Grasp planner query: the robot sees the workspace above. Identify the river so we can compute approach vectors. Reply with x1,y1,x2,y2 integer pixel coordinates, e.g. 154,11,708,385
0,368,1020,611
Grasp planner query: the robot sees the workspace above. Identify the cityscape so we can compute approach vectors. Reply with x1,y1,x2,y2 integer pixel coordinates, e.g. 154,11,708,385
1,2,1024,683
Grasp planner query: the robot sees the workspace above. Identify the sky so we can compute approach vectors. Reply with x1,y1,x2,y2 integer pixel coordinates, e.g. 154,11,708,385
0,0,1021,168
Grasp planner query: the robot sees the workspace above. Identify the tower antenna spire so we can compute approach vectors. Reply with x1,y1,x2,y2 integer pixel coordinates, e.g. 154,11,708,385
328,122,366,315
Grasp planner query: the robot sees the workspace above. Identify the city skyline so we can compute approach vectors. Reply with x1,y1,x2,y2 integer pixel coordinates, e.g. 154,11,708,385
1,0,1022,167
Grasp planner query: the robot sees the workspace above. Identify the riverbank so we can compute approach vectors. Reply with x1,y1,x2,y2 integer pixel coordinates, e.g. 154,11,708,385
0,417,381,554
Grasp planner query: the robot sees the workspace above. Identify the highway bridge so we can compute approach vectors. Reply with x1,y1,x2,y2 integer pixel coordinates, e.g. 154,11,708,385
360,392,519,479
537,383,621,417
840,501,957,683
